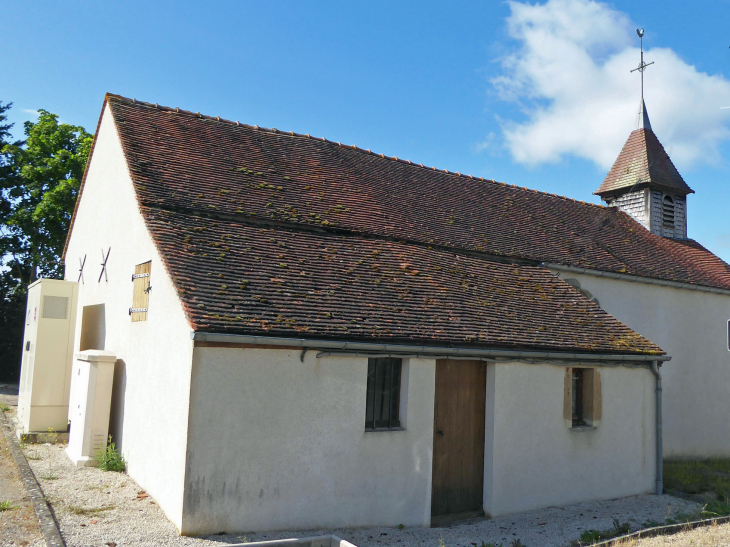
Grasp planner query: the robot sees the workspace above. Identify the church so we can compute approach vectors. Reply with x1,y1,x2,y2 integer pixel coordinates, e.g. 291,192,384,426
59,90,730,534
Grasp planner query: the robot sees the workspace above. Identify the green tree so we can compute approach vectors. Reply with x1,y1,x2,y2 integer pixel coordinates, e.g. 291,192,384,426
0,103,92,381
0,102,20,225
0,102,26,382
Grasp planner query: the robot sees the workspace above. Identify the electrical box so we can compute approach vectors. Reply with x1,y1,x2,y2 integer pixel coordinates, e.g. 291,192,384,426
17,279,79,434
66,350,116,467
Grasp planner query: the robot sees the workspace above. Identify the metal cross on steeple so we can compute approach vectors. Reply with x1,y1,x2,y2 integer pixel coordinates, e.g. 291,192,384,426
630,28,654,101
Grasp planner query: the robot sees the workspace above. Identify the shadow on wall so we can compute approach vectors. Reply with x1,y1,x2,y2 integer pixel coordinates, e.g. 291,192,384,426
78,303,125,449
79,304,106,351
109,359,126,450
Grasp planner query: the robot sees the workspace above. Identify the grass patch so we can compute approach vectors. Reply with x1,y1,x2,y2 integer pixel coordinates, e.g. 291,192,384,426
25,452,42,460
0,404,10,412
84,484,112,492
661,460,730,524
700,499,730,519
576,519,631,545
664,459,730,500
43,495,60,506
96,436,126,472
41,475,59,481
68,504,115,516
44,427,59,444
0,501,15,512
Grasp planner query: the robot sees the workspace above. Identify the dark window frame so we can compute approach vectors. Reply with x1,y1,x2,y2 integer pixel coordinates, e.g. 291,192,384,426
572,368,585,427
365,358,402,431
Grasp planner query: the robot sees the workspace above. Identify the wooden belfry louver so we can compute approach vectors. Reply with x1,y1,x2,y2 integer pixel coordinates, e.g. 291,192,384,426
130,261,151,321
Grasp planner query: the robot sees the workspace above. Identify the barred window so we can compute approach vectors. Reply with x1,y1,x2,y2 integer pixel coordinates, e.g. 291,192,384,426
565,367,602,429
365,358,402,430
572,369,585,427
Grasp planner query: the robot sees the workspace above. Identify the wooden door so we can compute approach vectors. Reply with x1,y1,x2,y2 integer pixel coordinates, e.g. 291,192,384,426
431,359,486,523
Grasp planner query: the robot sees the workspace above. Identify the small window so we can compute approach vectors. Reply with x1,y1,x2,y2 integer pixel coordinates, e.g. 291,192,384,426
663,195,675,228
564,367,601,428
130,261,151,322
572,369,585,427
365,358,402,430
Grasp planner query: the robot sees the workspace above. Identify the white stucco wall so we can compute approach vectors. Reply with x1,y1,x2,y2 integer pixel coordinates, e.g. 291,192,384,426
484,362,656,517
554,272,730,457
64,104,194,529
181,348,436,534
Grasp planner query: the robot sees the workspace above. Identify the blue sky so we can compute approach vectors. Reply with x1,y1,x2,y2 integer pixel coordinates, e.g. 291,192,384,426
3,0,729,261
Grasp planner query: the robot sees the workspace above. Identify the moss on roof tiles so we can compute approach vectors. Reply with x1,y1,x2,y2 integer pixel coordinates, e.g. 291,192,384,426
143,207,662,355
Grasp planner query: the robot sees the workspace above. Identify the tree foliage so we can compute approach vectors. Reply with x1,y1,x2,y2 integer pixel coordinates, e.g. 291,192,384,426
0,102,92,381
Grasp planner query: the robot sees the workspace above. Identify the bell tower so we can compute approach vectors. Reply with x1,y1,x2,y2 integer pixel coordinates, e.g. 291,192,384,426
594,29,693,239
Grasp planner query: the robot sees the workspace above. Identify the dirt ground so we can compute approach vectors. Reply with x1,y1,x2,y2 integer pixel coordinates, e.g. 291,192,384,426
0,384,44,547
615,520,730,546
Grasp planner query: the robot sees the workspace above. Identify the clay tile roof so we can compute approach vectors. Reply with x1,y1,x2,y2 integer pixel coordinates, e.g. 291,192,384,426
144,207,663,355
65,94,729,353
595,127,693,197
100,94,730,294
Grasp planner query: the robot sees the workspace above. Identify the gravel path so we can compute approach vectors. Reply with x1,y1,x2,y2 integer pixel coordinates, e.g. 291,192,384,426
25,438,702,547
232,496,702,547
1,384,705,547
25,442,208,547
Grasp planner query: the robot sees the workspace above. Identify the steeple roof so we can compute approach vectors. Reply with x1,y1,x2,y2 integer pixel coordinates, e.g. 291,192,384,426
637,98,651,130
595,101,693,197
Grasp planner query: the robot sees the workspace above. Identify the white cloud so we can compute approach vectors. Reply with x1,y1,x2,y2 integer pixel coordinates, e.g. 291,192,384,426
474,132,498,153
493,0,730,169
22,109,40,116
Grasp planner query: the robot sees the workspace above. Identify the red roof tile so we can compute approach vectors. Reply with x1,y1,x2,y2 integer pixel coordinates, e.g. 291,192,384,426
144,207,663,355
103,94,730,293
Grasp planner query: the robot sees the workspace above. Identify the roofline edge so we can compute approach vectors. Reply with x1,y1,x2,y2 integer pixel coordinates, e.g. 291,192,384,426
190,332,668,364
61,95,111,262
543,263,730,296
594,186,695,198
104,93,609,209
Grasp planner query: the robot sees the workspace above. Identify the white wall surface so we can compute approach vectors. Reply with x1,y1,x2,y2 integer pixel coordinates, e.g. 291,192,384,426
64,104,194,529
484,362,655,517
554,272,730,457
182,348,436,535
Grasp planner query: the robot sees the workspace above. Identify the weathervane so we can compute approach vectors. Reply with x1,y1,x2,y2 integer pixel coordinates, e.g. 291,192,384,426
630,28,654,101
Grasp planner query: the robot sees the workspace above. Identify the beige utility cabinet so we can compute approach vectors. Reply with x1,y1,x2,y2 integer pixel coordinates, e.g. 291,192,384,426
66,350,117,467
17,279,79,434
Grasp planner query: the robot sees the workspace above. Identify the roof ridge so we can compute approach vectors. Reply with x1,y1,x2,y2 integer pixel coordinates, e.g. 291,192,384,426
641,127,693,193
138,201,544,267
105,92,606,210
